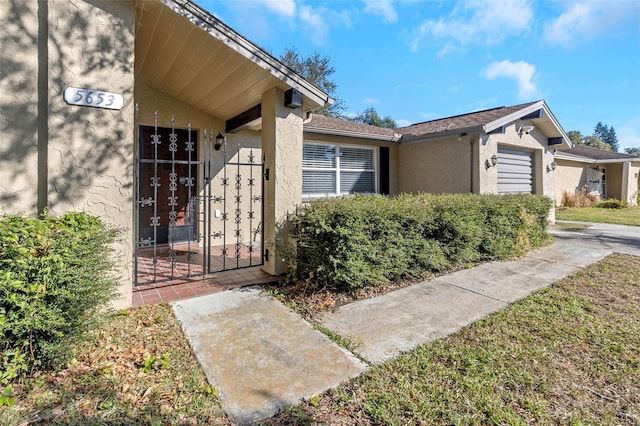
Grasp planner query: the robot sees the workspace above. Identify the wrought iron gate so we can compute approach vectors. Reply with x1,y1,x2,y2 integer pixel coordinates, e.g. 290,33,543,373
134,109,264,286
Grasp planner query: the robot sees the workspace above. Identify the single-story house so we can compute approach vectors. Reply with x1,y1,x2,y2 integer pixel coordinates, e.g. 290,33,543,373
303,100,571,211
554,146,640,206
1,0,573,308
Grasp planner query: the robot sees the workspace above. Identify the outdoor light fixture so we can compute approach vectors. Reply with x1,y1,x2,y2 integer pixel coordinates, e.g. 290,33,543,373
214,132,225,151
517,125,535,137
485,154,498,169
547,161,557,172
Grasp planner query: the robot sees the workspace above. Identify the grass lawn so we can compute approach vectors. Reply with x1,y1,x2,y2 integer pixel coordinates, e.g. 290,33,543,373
3,254,639,425
268,253,640,425
556,206,640,226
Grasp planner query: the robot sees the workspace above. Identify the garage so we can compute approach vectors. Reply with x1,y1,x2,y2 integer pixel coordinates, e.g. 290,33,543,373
497,147,534,194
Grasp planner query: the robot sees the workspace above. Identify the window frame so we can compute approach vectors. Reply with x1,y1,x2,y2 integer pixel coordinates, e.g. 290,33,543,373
302,141,378,200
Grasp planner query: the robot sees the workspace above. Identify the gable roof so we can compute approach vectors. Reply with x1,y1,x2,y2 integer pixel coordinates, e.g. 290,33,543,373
137,0,332,120
556,146,640,163
304,114,400,141
396,101,539,137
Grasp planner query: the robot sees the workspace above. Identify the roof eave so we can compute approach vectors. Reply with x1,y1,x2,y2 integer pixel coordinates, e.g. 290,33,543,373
400,126,484,144
483,100,573,149
304,126,401,142
162,0,333,109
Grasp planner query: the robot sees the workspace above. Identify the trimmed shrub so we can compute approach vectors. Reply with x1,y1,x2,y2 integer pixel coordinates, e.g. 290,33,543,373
282,193,552,292
0,212,119,383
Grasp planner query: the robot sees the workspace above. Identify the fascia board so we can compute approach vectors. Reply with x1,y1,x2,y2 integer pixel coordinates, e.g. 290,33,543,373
399,126,483,144
304,127,401,142
162,0,333,108
483,100,573,149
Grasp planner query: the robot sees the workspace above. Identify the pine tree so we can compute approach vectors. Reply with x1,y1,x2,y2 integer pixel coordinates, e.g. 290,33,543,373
593,122,619,152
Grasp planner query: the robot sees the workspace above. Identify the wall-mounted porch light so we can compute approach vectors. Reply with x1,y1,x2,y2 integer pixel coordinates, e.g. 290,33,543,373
485,154,498,169
547,161,557,172
214,132,225,151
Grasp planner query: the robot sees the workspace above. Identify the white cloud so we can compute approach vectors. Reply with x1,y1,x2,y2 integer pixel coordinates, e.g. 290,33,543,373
257,0,296,17
362,0,398,23
483,60,537,99
544,2,640,47
409,0,533,53
362,97,379,105
299,5,329,45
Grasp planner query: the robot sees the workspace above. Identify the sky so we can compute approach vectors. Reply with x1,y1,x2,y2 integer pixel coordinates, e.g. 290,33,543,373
198,0,640,152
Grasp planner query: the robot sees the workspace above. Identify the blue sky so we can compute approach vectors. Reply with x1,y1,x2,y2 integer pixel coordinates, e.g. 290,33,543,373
199,0,640,151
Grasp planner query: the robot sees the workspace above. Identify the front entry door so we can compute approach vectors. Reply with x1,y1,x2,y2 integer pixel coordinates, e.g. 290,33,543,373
138,126,198,245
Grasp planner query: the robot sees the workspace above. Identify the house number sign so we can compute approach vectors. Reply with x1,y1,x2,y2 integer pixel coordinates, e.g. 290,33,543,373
63,86,124,110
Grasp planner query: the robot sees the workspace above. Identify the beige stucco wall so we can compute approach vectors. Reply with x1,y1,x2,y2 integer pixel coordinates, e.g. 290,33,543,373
303,133,399,196
398,137,472,194
480,122,556,198
554,160,587,206
1,0,136,308
605,163,623,201
624,163,640,206
262,88,304,275
0,0,40,214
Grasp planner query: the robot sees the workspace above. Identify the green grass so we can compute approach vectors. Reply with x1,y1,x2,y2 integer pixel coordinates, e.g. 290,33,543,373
556,206,640,226
267,253,640,425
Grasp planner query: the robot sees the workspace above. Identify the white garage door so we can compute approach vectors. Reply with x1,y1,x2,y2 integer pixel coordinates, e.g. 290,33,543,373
497,147,534,194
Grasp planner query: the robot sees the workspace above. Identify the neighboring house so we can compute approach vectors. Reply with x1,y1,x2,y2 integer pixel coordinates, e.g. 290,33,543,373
303,101,572,210
0,0,574,308
554,146,640,206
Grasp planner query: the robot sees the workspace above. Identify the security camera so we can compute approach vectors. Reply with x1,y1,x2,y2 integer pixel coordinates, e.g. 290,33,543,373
523,126,534,134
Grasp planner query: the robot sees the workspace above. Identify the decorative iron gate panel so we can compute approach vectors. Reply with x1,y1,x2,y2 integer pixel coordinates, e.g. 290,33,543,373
134,108,264,286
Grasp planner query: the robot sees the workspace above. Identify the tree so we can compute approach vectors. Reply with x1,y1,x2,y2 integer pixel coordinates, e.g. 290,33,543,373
567,130,583,146
279,47,345,117
593,121,619,152
581,135,612,151
350,107,397,129
625,147,640,156
566,130,611,151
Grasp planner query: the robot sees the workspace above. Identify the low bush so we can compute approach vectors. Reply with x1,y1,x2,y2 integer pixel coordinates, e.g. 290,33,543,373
0,212,119,385
561,189,597,208
282,193,552,292
596,198,627,209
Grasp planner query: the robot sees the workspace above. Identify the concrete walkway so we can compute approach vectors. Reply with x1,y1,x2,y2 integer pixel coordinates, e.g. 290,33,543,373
172,222,639,424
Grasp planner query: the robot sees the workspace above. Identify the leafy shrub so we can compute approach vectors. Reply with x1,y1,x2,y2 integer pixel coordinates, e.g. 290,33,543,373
282,193,552,292
596,198,627,209
0,212,119,383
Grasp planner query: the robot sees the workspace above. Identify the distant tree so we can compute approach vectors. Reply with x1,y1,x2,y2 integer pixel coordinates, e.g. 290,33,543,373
625,147,640,156
350,107,397,129
581,135,612,151
567,130,583,146
593,121,619,152
567,130,612,151
279,47,345,117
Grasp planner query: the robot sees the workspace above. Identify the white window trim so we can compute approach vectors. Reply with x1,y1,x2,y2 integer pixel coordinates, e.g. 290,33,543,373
302,141,377,200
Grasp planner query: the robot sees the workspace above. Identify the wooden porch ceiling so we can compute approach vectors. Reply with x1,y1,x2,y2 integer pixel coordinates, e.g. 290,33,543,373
135,0,323,124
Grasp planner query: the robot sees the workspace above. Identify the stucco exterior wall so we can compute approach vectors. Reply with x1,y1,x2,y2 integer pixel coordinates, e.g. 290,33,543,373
625,163,640,206
1,0,136,308
0,0,40,214
554,160,587,206
303,133,399,196
262,88,304,275
398,138,472,194
481,122,556,198
605,163,623,201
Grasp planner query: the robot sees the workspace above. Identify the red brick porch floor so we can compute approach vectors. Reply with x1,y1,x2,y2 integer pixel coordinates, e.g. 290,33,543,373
132,266,281,307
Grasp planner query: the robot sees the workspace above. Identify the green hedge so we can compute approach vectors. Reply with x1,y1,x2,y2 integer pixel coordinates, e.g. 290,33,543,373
0,212,119,383
283,193,552,292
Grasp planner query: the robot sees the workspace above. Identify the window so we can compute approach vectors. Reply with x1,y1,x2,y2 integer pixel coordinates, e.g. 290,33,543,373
302,142,376,197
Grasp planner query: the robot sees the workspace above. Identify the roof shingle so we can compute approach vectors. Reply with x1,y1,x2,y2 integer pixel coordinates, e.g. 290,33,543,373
304,114,397,138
